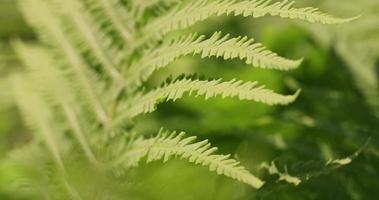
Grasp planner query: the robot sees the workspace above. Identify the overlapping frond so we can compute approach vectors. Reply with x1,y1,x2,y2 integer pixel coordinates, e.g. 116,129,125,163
126,32,302,88
112,129,265,189
80,0,134,76
12,41,74,103
51,0,122,81
13,41,97,165
112,78,300,128
19,0,108,124
139,0,358,44
73,0,132,73
12,76,65,170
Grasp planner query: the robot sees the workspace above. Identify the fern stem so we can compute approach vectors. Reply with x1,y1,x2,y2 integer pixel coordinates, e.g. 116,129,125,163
62,103,99,166
40,124,66,171
59,37,109,124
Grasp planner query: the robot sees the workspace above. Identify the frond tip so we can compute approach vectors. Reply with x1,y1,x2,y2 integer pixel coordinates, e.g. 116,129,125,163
115,129,265,189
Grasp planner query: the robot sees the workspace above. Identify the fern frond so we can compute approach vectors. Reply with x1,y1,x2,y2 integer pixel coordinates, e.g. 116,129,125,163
260,140,369,187
113,129,265,189
126,32,302,88
12,40,74,103
13,41,98,165
260,161,301,186
139,0,359,44
51,0,122,81
112,78,300,127
81,0,134,71
19,0,108,124
12,76,65,170
7,142,72,199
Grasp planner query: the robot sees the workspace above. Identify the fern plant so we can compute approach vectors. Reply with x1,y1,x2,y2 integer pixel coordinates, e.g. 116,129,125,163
300,0,379,118
8,0,357,198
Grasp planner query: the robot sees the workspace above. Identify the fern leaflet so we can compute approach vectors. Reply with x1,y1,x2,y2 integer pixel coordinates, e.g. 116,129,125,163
126,31,302,88
112,78,300,129
139,0,359,44
112,129,265,189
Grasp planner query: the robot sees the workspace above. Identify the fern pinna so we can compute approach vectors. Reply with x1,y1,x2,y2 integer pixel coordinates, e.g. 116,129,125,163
10,0,356,198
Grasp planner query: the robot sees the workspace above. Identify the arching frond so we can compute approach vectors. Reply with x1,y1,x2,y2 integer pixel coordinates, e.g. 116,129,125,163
139,0,359,44
126,32,302,88
12,40,74,103
13,41,98,165
112,78,300,128
12,76,65,170
112,129,265,189
80,0,134,71
51,0,122,81
76,0,131,61
19,0,108,124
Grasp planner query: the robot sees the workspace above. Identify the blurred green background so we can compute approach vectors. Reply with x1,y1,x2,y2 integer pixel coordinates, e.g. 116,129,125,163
1,0,379,199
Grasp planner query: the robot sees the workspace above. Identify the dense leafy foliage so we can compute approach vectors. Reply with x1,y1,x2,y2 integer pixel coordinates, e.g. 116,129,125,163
0,0,378,199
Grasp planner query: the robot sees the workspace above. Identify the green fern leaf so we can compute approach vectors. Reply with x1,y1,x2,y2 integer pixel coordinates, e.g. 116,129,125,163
51,0,122,81
12,76,65,170
112,78,300,128
12,40,74,103
139,0,359,44
126,31,302,88
13,41,98,165
81,0,135,72
20,0,108,124
113,129,265,189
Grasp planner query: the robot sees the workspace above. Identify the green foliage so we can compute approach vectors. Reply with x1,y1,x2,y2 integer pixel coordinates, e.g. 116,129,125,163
126,31,303,88
114,129,264,188
300,0,379,118
1,0,377,199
